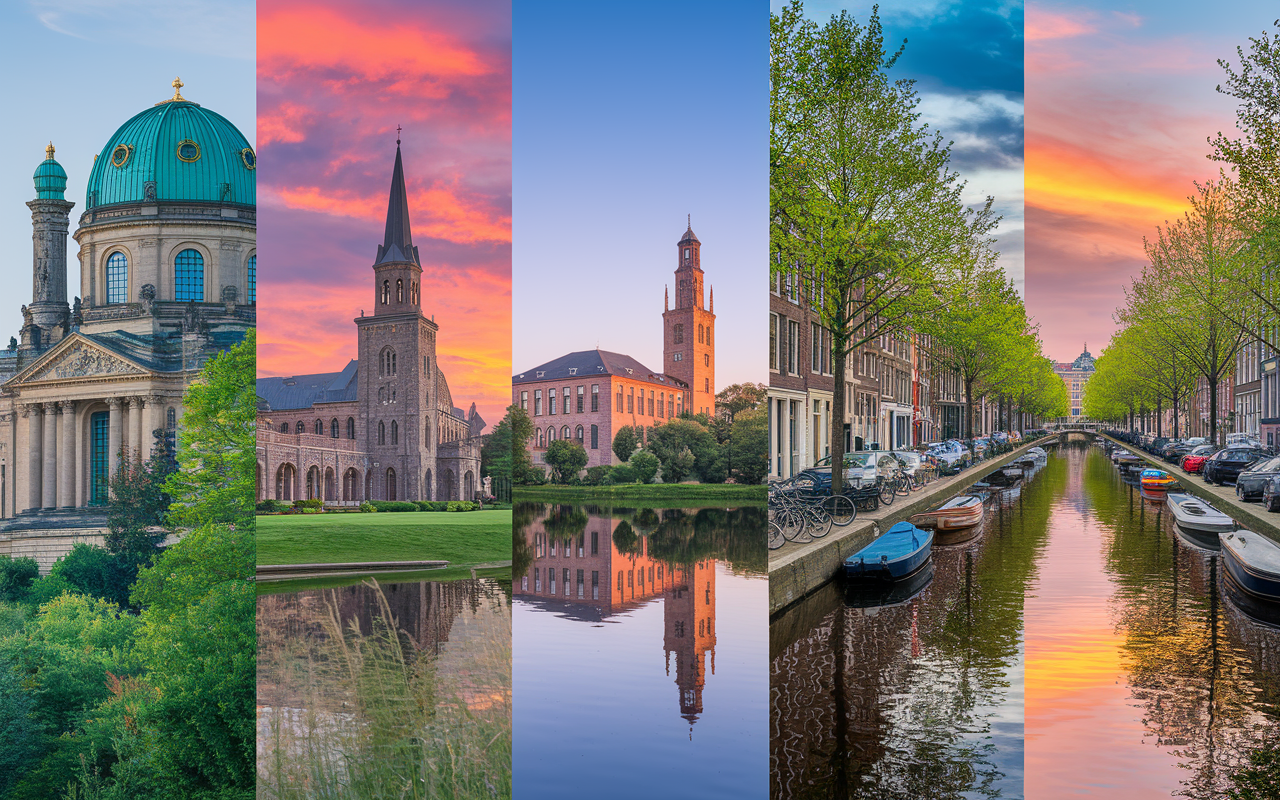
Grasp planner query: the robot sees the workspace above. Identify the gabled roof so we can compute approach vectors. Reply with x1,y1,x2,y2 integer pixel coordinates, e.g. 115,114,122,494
256,360,359,410
513,349,687,389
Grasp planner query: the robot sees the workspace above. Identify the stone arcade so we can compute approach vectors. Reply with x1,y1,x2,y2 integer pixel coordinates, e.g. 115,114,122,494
255,142,484,505
0,80,256,571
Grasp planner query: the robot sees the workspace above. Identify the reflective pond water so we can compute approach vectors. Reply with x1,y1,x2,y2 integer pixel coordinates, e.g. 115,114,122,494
513,503,768,799
771,443,1280,799
257,577,512,800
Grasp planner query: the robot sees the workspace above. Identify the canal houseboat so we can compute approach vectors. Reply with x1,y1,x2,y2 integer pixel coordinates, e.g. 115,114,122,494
1166,493,1236,534
844,521,933,582
909,495,985,531
1221,530,1280,603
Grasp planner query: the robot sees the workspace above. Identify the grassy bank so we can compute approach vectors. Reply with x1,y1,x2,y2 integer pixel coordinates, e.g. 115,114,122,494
256,510,512,567
514,483,765,506
256,564,512,596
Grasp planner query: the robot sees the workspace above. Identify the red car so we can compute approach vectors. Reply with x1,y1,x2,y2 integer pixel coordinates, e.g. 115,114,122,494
1181,445,1219,474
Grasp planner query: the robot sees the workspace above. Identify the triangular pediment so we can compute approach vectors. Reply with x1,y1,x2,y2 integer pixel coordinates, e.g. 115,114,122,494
11,336,148,386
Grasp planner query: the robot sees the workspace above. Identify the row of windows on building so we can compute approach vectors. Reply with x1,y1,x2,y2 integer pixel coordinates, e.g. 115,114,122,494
523,564,666,599
534,532,600,558
770,313,834,376
380,278,419,305
105,250,255,304
535,423,599,450
278,415,430,445
520,383,687,420
671,322,712,346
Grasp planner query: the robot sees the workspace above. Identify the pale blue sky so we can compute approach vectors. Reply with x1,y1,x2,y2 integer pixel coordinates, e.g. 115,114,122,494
0,0,254,331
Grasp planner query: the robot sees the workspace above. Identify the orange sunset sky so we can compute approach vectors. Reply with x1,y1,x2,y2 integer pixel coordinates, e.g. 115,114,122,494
1024,1,1263,361
255,0,511,429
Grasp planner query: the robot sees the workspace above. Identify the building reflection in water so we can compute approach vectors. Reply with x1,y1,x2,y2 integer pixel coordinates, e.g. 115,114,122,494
513,504,751,725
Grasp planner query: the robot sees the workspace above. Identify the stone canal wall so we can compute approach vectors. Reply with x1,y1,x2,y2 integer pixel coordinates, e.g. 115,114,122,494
768,436,1057,616
1101,434,1280,542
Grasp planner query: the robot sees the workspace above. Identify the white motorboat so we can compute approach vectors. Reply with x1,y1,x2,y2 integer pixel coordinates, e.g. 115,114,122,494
1165,492,1235,534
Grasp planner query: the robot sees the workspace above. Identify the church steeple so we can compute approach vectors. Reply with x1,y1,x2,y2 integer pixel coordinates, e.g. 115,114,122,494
371,137,424,316
376,138,418,267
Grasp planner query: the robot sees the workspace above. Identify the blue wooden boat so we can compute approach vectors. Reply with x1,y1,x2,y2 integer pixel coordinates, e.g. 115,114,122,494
844,521,933,582
1221,530,1280,603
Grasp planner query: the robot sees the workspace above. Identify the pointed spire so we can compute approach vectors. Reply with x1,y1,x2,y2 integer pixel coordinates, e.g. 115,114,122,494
665,286,669,311
377,140,416,265
709,285,713,313
678,214,699,245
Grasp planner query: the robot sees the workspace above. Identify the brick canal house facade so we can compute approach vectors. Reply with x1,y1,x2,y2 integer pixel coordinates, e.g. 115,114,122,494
255,143,483,505
0,82,255,572
512,221,710,472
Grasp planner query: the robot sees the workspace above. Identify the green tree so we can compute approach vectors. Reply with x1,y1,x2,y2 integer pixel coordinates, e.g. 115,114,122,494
729,407,769,484
480,412,512,482
0,556,39,603
629,450,660,484
612,425,639,464
771,0,998,492
47,544,134,609
715,382,767,421
128,524,255,798
506,405,536,484
163,331,256,529
543,439,588,484
646,418,718,483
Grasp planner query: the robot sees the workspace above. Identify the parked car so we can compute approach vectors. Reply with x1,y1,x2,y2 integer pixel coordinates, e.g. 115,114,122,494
1163,441,1196,463
801,451,902,492
1180,445,1219,474
1235,455,1280,501
924,441,971,474
1263,475,1280,512
1202,447,1269,485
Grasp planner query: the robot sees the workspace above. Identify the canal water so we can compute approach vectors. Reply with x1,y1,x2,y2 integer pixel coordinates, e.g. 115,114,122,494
257,577,512,799
771,443,1280,799
513,503,768,799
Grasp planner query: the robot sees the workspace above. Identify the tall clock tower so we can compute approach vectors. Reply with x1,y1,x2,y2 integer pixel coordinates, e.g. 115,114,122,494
663,218,715,415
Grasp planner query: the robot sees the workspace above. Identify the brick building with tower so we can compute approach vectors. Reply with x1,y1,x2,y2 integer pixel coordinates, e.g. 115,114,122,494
255,141,483,504
513,219,714,471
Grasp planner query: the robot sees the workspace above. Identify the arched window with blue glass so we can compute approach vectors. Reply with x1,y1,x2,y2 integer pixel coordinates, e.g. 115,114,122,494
247,254,256,305
106,252,128,304
175,248,204,301
90,411,110,504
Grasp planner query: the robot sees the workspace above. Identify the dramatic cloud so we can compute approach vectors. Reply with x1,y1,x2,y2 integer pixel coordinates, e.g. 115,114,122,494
256,0,510,429
1024,0,1243,362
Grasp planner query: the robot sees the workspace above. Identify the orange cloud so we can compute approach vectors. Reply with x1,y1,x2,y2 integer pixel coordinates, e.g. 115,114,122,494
257,102,312,147
258,7,488,82
1025,9,1095,41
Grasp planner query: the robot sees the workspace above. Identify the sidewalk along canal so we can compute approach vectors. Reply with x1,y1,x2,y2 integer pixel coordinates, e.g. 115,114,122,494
769,436,1057,616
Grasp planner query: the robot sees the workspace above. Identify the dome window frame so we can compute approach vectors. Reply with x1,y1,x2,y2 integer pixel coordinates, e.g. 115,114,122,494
176,139,202,163
110,144,133,169
240,147,256,170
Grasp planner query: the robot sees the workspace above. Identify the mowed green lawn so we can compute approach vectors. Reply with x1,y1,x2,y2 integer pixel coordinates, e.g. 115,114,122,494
256,510,512,567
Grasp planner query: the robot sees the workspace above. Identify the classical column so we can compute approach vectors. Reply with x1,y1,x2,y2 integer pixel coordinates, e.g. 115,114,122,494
147,395,164,455
107,398,122,480
58,402,75,508
129,397,144,461
779,398,792,479
21,405,38,513
41,402,57,510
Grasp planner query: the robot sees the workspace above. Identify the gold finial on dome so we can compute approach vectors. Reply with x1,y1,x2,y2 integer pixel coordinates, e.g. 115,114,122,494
171,76,185,102
45,142,55,160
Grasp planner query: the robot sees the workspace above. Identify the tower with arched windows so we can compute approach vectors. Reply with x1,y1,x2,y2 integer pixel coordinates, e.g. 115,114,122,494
663,218,716,415
255,141,483,506
0,80,255,572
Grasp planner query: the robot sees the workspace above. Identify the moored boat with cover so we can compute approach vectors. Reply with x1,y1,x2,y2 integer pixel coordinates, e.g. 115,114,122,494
844,521,933,582
909,495,984,531
1165,492,1235,533
1221,530,1280,603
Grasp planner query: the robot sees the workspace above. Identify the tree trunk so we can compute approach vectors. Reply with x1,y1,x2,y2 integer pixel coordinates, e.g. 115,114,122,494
1157,398,1163,437
964,376,975,440
1210,376,1218,446
831,345,848,496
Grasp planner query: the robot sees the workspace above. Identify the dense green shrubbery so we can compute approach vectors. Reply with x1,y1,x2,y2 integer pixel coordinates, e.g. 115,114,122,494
358,502,376,512
256,499,285,513
291,498,323,510
367,501,419,512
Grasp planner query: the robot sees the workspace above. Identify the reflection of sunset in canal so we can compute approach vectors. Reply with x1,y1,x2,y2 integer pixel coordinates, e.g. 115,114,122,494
771,444,1280,799
513,504,767,799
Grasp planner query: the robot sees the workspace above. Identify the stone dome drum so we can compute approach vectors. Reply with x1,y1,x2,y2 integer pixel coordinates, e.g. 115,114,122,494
83,95,255,210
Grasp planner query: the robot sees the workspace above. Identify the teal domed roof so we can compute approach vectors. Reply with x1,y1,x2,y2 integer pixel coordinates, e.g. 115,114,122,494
34,143,68,199
84,82,255,210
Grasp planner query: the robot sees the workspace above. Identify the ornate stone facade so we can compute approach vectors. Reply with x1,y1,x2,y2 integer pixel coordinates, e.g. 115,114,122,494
0,86,255,572
255,144,483,505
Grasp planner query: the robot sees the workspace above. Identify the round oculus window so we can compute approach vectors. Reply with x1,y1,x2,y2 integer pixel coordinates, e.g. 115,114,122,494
111,144,132,168
176,139,201,162
240,147,256,170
